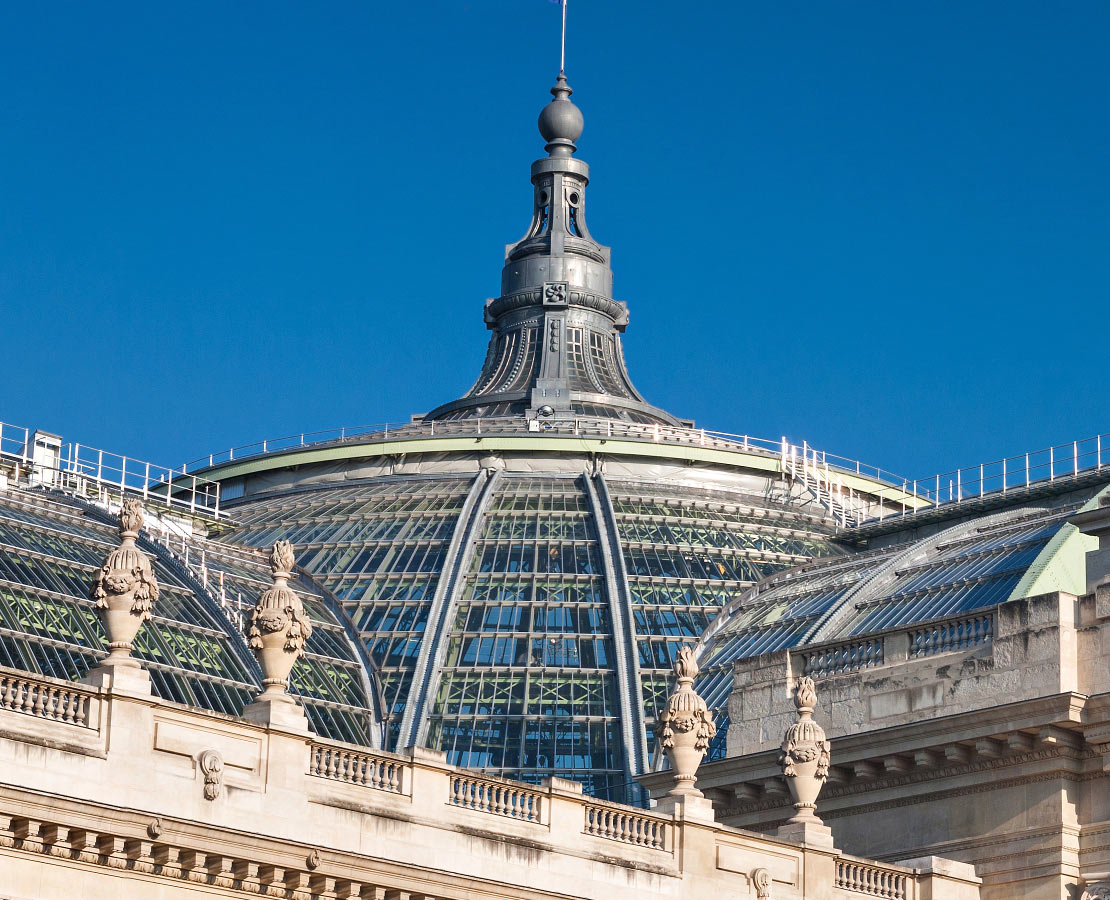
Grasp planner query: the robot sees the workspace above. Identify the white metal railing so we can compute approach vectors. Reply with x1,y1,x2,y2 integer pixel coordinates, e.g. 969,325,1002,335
11,413,1105,531
448,774,542,822
183,416,912,527
857,433,1110,527
0,670,95,728
835,857,909,899
184,422,1110,527
583,803,668,850
146,531,248,632
185,416,900,480
309,744,405,793
0,420,223,520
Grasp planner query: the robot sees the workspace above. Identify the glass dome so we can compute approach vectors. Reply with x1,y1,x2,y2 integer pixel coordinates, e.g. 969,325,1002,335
214,455,850,802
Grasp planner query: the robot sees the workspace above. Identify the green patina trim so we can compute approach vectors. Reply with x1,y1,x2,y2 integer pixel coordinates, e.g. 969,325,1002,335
1008,484,1108,601
194,434,919,503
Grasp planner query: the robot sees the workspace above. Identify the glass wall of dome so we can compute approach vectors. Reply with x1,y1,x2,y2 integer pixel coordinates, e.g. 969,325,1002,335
215,459,850,801
0,485,380,746
424,475,625,798
222,477,472,748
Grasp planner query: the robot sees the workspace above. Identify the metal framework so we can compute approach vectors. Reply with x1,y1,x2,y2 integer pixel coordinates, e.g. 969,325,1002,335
0,486,380,745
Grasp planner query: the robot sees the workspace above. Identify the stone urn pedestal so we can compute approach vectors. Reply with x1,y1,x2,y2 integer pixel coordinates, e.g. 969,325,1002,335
653,646,716,823
242,540,312,733
83,497,158,695
777,676,835,849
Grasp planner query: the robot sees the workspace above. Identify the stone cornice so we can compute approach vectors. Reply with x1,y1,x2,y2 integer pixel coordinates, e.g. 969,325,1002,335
715,745,1093,819
685,692,1091,795
0,787,673,900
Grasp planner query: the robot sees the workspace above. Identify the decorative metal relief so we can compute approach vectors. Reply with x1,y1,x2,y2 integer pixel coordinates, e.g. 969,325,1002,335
548,318,561,352
543,281,569,308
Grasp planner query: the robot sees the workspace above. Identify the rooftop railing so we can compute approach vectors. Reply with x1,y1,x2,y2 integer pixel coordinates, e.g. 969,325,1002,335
0,420,223,520
856,432,1110,527
183,415,908,489
9,411,1107,531
184,418,1110,527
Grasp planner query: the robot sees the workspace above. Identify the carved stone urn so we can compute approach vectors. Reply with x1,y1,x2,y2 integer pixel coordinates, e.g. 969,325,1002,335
248,541,312,701
654,646,716,797
89,497,159,666
779,676,831,823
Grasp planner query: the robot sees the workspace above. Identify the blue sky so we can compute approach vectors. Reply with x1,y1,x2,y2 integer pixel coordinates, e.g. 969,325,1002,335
1,2,1107,479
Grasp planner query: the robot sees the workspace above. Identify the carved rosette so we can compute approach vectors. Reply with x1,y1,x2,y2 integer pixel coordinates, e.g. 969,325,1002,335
247,541,312,701
778,677,831,824
653,646,716,797
89,497,159,666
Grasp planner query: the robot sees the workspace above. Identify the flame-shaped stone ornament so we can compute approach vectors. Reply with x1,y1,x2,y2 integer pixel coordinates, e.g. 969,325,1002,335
248,541,312,701
654,646,716,797
779,676,831,824
89,497,159,665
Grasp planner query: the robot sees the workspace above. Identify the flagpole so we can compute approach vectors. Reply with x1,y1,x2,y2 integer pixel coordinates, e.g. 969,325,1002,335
560,0,567,75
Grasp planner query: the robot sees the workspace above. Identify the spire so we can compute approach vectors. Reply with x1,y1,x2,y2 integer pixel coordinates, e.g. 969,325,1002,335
426,74,680,425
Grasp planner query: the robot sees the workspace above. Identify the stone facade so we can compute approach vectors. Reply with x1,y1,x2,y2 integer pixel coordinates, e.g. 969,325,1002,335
642,589,1110,900
0,661,980,900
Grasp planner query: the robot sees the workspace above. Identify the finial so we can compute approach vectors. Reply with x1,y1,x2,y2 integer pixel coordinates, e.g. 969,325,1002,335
674,645,699,682
654,645,715,798
777,677,835,848
89,497,159,668
247,540,313,704
538,73,584,158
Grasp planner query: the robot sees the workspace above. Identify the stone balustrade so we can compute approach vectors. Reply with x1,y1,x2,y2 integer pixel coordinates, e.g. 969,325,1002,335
795,607,997,683
583,802,668,850
0,664,982,900
308,743,405,794
836,856,910,899
908,611,993,658
800,636,884,678
447,773,542,822
0,670,94,727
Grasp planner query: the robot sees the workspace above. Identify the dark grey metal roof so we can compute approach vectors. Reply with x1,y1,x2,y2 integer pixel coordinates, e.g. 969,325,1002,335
425,76,679,427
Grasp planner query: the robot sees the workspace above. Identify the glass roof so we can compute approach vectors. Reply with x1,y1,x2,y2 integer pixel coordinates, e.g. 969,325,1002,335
0,487,379,746
220,476,472,749
217,472,844,802
692,495,1098,759
165,537,382,745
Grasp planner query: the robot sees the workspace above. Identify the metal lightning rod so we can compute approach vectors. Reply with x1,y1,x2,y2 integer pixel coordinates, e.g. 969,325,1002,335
560,0,568,75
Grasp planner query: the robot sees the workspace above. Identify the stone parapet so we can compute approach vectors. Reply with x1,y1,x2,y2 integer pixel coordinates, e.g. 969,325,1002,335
722,591,1110,758
0,664,979,900
649,590,1110,900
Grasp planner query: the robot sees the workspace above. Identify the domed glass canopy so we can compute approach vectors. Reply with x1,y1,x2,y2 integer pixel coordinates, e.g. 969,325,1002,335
0,486,381,746
219,468,845,800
